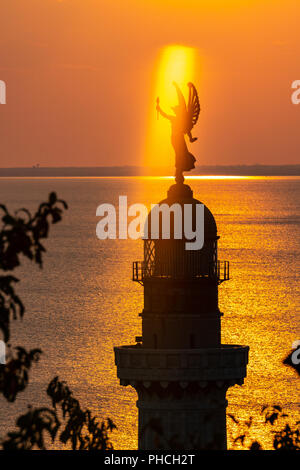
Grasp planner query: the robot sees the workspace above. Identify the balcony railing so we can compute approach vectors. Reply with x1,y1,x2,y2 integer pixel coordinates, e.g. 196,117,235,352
132,259,229,284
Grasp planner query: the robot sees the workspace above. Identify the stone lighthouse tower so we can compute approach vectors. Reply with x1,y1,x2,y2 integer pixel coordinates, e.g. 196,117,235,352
114,181,249,450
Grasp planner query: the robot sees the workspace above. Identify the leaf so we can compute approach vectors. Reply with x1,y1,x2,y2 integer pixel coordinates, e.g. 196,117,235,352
49,192,57,205
249,441,263,450
228,413,239,424
266,412,279,425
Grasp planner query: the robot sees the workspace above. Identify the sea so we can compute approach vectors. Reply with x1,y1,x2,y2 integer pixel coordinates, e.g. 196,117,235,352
0,176,299,449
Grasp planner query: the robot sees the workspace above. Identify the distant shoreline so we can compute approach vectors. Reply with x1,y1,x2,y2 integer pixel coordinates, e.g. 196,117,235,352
0,165,299,177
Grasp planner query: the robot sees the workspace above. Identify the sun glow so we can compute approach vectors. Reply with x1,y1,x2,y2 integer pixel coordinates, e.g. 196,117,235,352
144,45,198,168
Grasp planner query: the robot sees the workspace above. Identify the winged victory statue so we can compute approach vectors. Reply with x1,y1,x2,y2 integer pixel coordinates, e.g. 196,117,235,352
156,82,201,184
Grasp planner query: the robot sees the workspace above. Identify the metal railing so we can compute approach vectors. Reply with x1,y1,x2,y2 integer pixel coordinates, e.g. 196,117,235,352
132,259,229,284
217,260,230,283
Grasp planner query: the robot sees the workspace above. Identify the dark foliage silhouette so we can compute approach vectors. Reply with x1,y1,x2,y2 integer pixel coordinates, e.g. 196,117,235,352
0,346,41,402
0,192,67,343
0,192,67,401
0,194,115,450
228,405,300,450
2,377,116,450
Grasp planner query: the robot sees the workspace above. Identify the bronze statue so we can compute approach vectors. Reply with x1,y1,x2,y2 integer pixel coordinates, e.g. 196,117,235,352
156,82,200,184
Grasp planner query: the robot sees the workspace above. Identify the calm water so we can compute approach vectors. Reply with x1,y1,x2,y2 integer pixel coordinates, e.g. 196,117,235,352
0,176,299,449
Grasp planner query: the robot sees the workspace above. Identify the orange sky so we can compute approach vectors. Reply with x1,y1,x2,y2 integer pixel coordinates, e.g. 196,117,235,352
0,0,299,167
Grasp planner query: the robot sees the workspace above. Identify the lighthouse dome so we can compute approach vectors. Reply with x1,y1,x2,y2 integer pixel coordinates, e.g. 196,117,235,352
142,183,218,281
144,183,217,242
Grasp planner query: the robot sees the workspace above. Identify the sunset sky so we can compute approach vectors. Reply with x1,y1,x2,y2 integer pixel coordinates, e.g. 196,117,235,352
0,0,299,168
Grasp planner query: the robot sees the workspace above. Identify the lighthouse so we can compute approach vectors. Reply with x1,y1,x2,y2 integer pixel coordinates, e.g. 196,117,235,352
114,181,249,450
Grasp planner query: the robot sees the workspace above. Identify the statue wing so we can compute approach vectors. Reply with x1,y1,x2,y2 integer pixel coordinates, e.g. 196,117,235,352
186,82,200,131
173,81,187,113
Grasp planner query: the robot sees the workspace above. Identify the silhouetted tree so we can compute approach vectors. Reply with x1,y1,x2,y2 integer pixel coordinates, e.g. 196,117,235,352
228,405,300,450
228,352,300,451
1,377,116,450
0,194,115,449
0,192,67,401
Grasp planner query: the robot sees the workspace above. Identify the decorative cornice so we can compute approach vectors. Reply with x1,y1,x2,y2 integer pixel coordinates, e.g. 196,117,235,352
114,345,249,384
